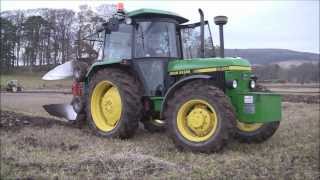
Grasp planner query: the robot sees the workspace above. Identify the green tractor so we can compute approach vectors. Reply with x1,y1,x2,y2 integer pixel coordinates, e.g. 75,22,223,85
43,5,281,153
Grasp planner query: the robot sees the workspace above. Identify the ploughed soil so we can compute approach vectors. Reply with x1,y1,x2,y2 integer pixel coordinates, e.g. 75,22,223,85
0,111,190,179
282,94,320,104
1,111,70,131
1,101,319,179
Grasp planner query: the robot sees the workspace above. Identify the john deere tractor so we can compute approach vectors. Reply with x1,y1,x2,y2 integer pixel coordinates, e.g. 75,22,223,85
43,5,281,153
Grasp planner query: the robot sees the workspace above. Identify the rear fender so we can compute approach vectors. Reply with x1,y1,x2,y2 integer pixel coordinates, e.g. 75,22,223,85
84,60,143,97
160,75,212,119
85,59,122,80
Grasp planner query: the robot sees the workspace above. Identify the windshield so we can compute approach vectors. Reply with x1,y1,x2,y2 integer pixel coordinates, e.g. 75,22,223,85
134,21,178,58
103,24,132,60
181,23,215,59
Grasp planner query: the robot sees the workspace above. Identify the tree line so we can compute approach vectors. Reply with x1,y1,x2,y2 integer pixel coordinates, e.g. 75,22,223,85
1,5,115,72
1,5,318,82
254,62,319,83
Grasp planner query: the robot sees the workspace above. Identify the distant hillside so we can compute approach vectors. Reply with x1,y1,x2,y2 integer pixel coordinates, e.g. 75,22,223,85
225,49,319,65
274,60,318,69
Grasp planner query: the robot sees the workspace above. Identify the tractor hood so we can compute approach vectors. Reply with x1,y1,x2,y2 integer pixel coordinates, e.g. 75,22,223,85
168,57,251,73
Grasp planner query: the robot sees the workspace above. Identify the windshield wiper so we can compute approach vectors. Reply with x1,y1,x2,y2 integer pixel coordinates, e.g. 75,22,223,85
137,25,145,55
165,25,171,57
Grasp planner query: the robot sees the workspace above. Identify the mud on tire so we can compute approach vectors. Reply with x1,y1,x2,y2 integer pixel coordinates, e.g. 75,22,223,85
86,68,143,139
164,80,236,153
235,122,280,143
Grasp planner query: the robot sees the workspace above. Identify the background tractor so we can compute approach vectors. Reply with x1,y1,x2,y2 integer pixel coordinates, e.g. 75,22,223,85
43,4,282,153
6,80,24,92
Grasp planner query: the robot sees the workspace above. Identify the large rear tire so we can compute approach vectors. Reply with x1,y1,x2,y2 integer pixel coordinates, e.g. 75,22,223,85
164,80,236,153
86,68,143,139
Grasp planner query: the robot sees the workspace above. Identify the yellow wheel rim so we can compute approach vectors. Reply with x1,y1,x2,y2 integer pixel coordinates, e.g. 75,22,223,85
177,99,218,142
91,80,122,132
237,121,263,132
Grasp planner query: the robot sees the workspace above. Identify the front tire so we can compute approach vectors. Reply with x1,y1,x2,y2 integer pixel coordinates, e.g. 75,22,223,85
87,68,143,139
234,83,280,143
164,80,236,153
235,121,280,143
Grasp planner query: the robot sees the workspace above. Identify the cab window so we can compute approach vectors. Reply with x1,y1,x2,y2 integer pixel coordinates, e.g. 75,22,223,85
180,22,215,59
134,21,178,58
103,24,133,60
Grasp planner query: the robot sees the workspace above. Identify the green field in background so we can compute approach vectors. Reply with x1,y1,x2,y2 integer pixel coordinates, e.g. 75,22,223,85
1,72,72,90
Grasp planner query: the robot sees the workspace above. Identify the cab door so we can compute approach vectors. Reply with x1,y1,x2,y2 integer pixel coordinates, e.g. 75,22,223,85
131,20,179,96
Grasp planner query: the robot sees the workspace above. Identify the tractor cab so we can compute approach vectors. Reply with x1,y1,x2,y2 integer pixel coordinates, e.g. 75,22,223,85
101,8,217,59
98,8,217,96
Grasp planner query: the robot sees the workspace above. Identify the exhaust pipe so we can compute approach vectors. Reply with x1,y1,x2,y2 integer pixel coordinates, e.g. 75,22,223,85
214,16,228,58
198,9,205,58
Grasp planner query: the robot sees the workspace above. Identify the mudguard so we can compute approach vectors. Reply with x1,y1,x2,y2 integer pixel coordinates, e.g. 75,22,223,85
85,59,122,79
160,75,212,119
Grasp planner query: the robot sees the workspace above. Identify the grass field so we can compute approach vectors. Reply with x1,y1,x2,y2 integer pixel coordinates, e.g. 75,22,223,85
1,72,72,90
2,72,319,93
1,102,319,179
1,73,319,179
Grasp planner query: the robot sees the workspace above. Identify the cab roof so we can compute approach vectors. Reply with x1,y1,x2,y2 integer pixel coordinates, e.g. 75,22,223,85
127,8,189,24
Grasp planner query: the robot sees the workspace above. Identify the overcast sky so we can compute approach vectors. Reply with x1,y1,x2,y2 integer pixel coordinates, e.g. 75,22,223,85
1,0,319,53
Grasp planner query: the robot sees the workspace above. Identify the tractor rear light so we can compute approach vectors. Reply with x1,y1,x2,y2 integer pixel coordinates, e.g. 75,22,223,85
72,82,82,96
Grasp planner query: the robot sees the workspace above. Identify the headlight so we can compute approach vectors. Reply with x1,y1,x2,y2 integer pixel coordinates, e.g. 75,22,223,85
232,80,238,88
249,80,256,89
226,80,238,89
125,17,132,24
